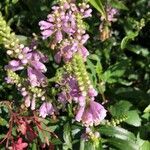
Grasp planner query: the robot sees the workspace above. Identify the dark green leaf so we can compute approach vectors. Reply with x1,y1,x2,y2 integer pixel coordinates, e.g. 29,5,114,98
121,32,138,49
106,138,139,150
109,100,133,117
99,126,136,141
125,110,141,127
89,0,106,18
31,142,37,150
103,60,128,83
0,117,8,126
109,0,128,10
63,123,72,150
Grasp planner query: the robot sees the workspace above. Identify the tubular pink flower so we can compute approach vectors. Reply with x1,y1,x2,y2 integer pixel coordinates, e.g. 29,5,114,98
27,67,47,87
76,101,106,126
24,95,31,107
39,102,55,118
6,60,24,71
39,20,54,30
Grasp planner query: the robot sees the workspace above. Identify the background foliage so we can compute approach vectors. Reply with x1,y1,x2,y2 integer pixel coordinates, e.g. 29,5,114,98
0,0,150,149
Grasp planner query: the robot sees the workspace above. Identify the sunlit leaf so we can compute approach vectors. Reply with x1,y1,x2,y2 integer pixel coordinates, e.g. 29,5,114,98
89,0,106,18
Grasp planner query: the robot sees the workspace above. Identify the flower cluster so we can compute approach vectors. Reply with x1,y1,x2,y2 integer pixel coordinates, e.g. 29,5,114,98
39,0,92,63
0,14,55,114
39,102,55,118
1,0,107,129
101,6,118,23
0,13,20,58
72,54,106,126
6,45,48,87
39,0,107,127
5,44,50,110
57,72,106,126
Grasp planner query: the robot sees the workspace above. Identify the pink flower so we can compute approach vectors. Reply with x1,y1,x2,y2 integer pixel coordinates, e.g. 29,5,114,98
12,138,28,150
24,95,30,108
31,97,36,110
41,30,54,39
88,88,98,97
57,75,82,105
39,102,55,118
55,30,63,43
39,20,54,30
101,6,118,22
79,46,89,61
79,3,92,18
38,1,92,63
75,101,106,126
30,61,47,72
107,7,118,22
75,106,85,122
5,60,24,71
83,9,92,18
27,67,47,87
54,51,62,64
58,92,68,106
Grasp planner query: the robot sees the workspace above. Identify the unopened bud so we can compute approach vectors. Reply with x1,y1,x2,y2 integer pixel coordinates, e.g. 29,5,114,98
15,48,20,53
18,54,24,60
7,50,13,55
20,44,24,49
41,96,45,101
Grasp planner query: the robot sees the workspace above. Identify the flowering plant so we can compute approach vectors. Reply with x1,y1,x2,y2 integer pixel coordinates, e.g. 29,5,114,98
0,0,150,149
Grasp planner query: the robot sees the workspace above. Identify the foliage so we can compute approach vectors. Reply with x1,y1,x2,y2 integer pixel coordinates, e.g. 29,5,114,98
0,0,150,149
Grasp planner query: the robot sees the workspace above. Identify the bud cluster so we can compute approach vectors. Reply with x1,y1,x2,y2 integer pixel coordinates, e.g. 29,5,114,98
105,115,128,126
0,14,21,58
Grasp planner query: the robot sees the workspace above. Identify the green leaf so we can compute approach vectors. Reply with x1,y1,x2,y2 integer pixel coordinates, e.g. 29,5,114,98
140,141,150,150
86,58,98,87
12,0,19,4
63,123,72,150
121,32,138,49
31,142,37,150
142,112,150,120
125,110,141,127
109,0,128,10
16,35,28,45
0,134,5,139
84,140,101,150
144,104,150,113
99,126,136,141
37,127,45,143
0,117,8,126
109,100,142,126
71,125,82,136
12,127,17,136
80,139,85,150
87,55,104,90
51,138,62,145
106,138,139,150
109,100,132,117
89,0,106,18
126,45,149,57
103,60,128,83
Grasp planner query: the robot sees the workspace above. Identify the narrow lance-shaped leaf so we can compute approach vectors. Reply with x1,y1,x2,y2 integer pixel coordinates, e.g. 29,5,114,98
89,0,106,19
